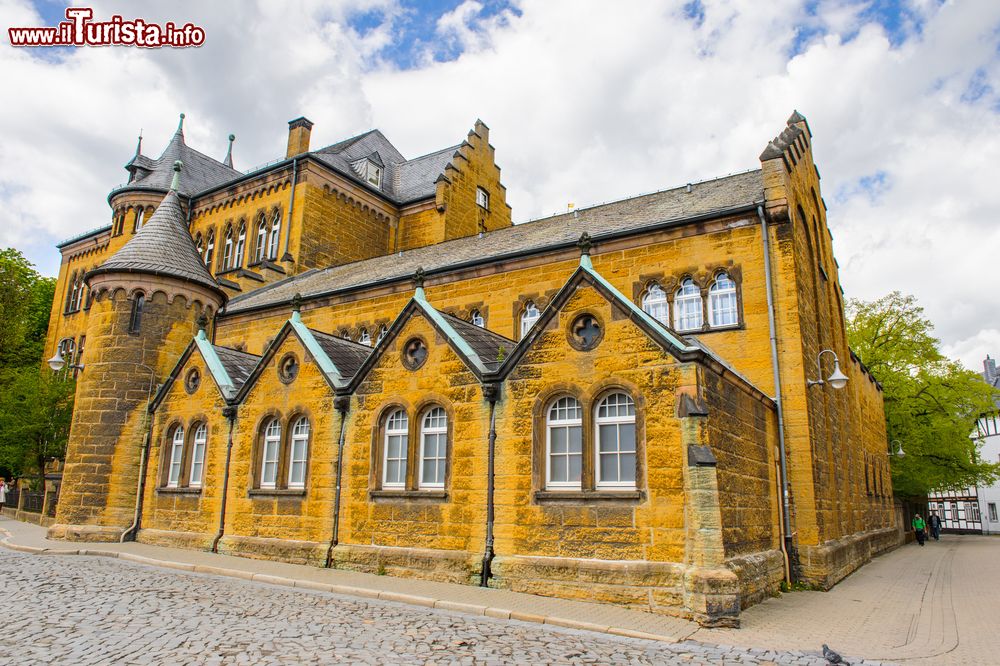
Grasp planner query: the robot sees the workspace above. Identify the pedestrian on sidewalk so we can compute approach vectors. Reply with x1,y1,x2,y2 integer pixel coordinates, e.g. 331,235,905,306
928,512,942,541
0,478,7,511
912,514,926,546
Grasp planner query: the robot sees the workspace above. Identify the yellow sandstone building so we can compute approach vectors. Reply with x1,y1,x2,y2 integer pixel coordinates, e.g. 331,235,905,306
44,112,898,626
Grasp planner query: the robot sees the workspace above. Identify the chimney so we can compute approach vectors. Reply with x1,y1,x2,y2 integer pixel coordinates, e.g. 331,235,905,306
984,355,997,385
286,117,314,158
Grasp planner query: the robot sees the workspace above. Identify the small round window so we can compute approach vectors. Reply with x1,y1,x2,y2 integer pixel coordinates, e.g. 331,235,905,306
568,313,603,351
184,367,201,394
402,337,428,370
278,352,299,384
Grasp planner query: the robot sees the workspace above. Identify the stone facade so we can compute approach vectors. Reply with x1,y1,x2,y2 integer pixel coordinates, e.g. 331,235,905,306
46,111,899,625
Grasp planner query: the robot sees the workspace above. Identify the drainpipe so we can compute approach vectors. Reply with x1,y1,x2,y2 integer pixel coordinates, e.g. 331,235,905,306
480,383,500,587
325,395,351,568
757,203,793,584
212,406,238,553
282,157,298,261
120,409,155,543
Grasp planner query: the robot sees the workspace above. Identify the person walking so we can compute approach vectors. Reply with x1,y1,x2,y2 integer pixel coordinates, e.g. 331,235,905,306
928,511,942,541
0,478,7,511
912,513,927,546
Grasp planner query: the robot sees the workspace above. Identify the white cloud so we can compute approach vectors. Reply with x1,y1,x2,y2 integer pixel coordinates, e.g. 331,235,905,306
2,0,999,371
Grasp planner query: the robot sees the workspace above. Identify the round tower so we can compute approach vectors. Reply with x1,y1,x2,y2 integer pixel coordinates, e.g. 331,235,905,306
51,162,227,542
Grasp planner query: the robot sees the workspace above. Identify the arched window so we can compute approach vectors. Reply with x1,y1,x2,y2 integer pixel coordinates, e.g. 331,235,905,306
195,233,204,259
128,293,144,334
260,419,281,489
58,338,75,366
673,278,703,331
470,310,485,327
641,283,668,325
234,221,246,268
268,211,281,260
708,273,738,327
546,396,583,488
358,328,371,346
222,226,234,270
167,425,185,488
288,417,310,488
595,393,636,488
376,325,389,345
189,423,207,487
205,229,215,267
66,273,79,313
520,301,540,338
383,409,408,488
132,207,144,232
254,214,267,263
419,407,447,488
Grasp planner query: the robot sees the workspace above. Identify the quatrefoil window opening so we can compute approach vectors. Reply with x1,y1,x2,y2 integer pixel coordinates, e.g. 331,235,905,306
403,337,428,370
184,368,201,394
570,313,603,350
278,352,299,384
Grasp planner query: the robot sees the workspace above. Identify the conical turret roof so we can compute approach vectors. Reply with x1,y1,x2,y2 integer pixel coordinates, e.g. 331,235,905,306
90,164,225,300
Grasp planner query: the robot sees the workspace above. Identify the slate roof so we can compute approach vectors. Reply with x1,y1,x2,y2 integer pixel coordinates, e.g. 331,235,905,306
90,188,224,297
226,170,764,314
440,313,513,373
118,125,241,198
213,345,260,392
310,329,371,379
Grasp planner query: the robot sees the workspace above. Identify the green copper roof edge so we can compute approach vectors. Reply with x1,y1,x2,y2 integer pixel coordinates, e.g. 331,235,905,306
194,331,236,399
413,288,488,375
289,312,342,384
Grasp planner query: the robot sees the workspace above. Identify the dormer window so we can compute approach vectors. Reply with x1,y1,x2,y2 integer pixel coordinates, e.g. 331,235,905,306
476,187,489,210
366,164,382,187
351,157,383,189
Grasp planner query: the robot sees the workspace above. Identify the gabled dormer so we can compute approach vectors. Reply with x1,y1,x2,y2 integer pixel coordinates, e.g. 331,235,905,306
350,152,385,189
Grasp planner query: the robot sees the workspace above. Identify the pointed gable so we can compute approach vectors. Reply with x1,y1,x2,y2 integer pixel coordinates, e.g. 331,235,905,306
151,330,261,411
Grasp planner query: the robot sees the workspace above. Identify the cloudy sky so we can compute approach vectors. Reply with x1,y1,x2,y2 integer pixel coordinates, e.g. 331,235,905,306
1,0,998,371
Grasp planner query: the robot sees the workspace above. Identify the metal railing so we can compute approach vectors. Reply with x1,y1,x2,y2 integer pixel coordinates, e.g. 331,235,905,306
22,491,44,513
3,489,17,508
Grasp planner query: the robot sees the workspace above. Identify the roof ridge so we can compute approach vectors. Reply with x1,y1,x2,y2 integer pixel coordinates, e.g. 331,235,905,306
309,326,373,350
400,143,463,165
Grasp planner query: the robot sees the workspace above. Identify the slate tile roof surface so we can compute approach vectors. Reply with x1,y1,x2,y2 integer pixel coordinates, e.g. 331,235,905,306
310,329,372,379
92,189,222,294
440,313,514,373
213,345,261,391
225,170,763,314
119,129,241,197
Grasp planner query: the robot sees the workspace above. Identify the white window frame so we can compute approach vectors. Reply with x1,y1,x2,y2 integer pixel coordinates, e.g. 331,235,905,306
674,279,703,331
167,426,184,488
419,407,447,489
223,227,233,269
268,211,281,260
205,230,215,267
546,396,583,490
989,503,998,522
708,273,738,328
383,409,408,489
470,310,485,327
641,283,669,326
376,325,389,345
288,417,309,489
594,393,637,489
254,216,267,263
520,302,540,338
476,187,489,210
260,419,281,489
358,328,371,346
189,423,207,487
234,222,246,268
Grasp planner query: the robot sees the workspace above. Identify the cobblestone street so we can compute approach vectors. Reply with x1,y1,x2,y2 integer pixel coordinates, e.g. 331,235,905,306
0,547,840,666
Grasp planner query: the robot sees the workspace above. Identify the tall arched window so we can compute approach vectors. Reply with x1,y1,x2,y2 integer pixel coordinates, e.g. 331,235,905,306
288,417,310,488
132,207,144,232
520,302,540,338
641,283,669,325
189,423,207,487
254,214,267,263
268,211,281,260
383,409,408,488
376,325,389,345
358,328,371,346
195,233,204,259
205,229,216,267
58,338,75,366
470,310,485,327
167,425,185,488
234,221,246,268
708,273,738,327
66,273,79,313
260,419,281,489
222,226,234,270
419,407,447,489
546,396,583,489
595,393,636,488
128,293,145,334
673,278,702,331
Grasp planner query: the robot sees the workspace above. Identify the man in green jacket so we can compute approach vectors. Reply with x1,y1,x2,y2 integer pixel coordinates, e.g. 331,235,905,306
912,514,926,546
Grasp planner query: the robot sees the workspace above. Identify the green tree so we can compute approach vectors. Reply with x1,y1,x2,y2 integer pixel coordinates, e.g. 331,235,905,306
847,292,1000,497
0,248,56,368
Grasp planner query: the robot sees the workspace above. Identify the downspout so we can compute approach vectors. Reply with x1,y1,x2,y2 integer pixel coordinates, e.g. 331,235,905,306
757,203,793,584
282,157,298,261
480,383,500,587
325,395,351,568
212,406,238,553
120,409,155,542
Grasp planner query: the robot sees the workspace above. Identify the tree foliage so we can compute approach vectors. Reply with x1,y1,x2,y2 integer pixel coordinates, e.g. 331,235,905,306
0,248,55,368
847,292,1000,497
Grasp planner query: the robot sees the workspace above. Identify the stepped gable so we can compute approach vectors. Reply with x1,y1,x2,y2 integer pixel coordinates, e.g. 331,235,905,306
226,169,763,313
120,114,240,197
90,173,224,298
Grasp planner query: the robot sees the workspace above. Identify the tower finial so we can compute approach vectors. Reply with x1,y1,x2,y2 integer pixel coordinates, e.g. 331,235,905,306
577,232,592,256
170,160,183,191
223,134,236,168
176,112,185,134
291,292,303,313
413,267,426,290
196,312,209,332
135,129,143,157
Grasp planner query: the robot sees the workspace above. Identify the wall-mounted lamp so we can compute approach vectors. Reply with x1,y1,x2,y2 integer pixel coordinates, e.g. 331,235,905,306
891,439,905,457
806,349,848,390
47,349,83,373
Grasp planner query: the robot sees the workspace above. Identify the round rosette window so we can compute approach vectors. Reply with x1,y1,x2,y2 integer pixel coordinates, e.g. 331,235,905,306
402,337,428,370
184,367,201,394
568,313,603,351
278,352,299,384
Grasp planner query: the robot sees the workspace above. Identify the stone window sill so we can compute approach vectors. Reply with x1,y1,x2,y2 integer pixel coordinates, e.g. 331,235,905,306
534,489,644,503
248,488,307,498
156,487,202,495
370,489,448,501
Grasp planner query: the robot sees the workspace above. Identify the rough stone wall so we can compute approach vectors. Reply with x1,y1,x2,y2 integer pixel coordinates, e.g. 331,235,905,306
335,313,489,582
397,207,443,251
52,288,200,540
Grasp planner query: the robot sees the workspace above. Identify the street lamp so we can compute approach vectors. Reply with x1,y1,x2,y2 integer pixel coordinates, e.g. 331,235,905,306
47,348,83,373
891,439,905,457
806,349,849,390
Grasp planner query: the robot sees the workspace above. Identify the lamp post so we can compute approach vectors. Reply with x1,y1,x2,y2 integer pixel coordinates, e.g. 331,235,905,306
891,439,905,457
806,349,849,389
